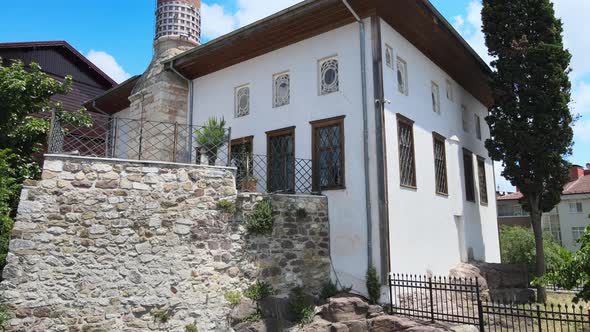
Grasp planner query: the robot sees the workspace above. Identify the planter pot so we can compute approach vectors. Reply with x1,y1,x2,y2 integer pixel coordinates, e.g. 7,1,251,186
241,179,257,192
197,147,218,165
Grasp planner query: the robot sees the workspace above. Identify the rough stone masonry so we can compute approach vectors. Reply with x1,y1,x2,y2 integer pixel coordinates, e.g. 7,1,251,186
0,155,330,332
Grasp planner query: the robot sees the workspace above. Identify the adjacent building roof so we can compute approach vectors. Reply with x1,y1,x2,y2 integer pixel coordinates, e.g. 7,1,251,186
0,40,117,87
497,174,590,201
166,0,492,107
84,75,141,114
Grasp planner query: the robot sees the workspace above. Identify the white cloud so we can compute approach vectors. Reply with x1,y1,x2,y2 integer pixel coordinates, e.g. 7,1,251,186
574,119,590,143
201,0,302,40
452,1,493,66
553,0,590,80
201,3,237,39
86,50,131,83
494,162,514,192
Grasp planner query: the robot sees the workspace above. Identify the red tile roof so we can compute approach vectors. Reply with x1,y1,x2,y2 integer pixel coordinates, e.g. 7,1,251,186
497,174,590,201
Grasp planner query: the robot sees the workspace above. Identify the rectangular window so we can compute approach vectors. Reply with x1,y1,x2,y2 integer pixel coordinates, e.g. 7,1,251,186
311,116,345,190
569,202,583,213
273,72,290,108
433,133,448,195
462,105,470,132
477,157,488,204
572,227,586,243
385,44,393,69
396,57,409,95
463,149,476,202
431,82,440,114
319,56,339,95
475,114,482,140
397,114,416,188
235,84,250,118
445,79,453,101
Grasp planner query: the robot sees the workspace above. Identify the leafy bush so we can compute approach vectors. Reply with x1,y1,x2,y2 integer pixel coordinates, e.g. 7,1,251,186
499,226,571,275
246,200,274,236
0,304,9,330
152,308,171,323
194,117,228,150
243,281,274,302
185,323,198,332
224,291,242,308
366,265,381,304
289,287,315,326
0,150,19,270
544,225,590,303
320,280,352,300
217,199,236,215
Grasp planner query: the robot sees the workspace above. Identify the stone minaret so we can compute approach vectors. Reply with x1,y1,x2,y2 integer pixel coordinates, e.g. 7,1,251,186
126,0,201,162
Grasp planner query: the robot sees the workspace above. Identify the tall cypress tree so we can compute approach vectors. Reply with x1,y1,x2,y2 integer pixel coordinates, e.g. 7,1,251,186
482,0,574,302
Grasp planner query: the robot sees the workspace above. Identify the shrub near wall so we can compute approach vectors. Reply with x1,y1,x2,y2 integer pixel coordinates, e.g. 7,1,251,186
0,156,330,332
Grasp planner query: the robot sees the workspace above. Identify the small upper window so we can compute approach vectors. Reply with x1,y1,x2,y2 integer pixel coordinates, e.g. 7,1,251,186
569,202,583,213
385,44,394,69
431,82,440,114
235,85,250,118
445,79,453,101
396,57,408,96
273,72,290,108
319,56,339,95
462,105,470,133
573,227,586,243
475,114,482,140
477,157,488,205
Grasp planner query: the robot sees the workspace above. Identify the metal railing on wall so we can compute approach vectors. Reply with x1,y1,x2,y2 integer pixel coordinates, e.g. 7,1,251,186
47,113,327,195
389,274,590,331
47,112,231,167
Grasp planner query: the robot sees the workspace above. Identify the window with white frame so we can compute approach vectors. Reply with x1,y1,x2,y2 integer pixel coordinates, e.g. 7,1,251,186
569,202,583,213
462,105,470,132
431,82,440,114
542,214,562,244
235,85,250,118
273,72,290,108
572,226,586,243
445,79,453,101
475,114,482,140
385,44,393,69
319,56,339,95
396,57,408,95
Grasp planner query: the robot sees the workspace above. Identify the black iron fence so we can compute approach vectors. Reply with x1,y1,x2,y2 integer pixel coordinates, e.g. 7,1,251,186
389,274,590,331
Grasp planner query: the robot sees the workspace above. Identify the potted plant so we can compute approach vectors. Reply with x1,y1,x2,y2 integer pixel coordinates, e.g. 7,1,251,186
194,117,228,165
241,174,258,192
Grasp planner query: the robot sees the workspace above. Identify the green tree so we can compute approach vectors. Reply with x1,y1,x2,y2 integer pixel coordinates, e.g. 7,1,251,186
0,59,90,272
499,226,571,275
482,0,574,302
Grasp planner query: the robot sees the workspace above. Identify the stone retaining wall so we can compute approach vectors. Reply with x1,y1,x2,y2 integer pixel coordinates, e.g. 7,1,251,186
0,155,330,332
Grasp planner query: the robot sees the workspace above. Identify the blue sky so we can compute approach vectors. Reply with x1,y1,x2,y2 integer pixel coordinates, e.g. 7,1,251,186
1,0,588,190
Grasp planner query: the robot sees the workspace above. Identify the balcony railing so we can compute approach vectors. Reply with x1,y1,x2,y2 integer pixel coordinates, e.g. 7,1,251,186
47,113,323,195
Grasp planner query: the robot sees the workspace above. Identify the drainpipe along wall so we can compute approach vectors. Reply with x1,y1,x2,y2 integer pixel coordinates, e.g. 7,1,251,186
341,0,374,270
169,60,195,161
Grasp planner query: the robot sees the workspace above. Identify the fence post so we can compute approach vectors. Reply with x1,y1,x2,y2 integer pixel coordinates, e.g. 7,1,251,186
47,109,57,153
428,277,435,322
536,305,542,332
226,127,232,167
475,278,485,332
172,122,178,162
389,273,393,314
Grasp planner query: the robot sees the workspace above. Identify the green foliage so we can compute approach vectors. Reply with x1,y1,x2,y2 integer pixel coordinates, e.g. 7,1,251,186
0,150,19,271
245,311,263,322
319,280,352,301
152,308,171,323
246,200,274,236
544,226,590,302
244,281,274,302
217,199,236,215
224,291,242,308
366,265,381,304
482,0,574,300
499,226,571,274
194,117,228,149
289,287,315,326
0,59,90,177
185,323,198,332
0,304,9,330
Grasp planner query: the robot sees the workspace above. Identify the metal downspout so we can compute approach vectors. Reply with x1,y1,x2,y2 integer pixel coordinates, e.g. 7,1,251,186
169,60,195,162
342,0,373,268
